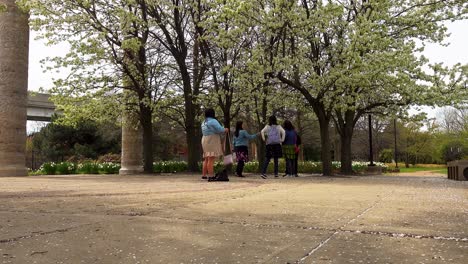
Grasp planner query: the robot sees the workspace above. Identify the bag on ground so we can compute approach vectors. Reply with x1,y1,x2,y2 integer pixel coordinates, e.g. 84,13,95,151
208,169,229,182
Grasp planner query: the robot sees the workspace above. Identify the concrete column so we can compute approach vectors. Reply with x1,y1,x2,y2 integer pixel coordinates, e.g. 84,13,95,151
119,113,143,174
0,0,29,176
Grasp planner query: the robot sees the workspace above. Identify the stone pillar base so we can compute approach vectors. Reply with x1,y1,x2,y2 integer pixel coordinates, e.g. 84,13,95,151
0,166,28,177
119,166,144,175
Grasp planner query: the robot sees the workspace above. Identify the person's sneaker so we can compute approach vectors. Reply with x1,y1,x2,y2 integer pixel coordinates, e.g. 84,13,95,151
261,174,267,179
274,175,279,178
237,174,245,178
294,174,299,177
201,176,207,179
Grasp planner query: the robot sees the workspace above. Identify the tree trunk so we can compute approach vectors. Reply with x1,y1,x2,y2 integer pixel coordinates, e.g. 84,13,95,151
223,113,231,139
179,60,201,172
140,104,153,173
340,127,354,175
296,110,304,161
0,0,29,176
316,109,332,176
405,139,409,168
318,121,332,176
339,111,355,175
186,124,201,172
223,113,233,173
184,91,201,172
255,94,268,173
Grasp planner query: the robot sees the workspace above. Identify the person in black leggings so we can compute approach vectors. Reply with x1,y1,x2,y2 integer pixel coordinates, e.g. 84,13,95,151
260,115,285,178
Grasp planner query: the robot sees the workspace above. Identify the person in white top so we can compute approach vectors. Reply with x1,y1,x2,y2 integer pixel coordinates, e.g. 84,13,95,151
260,115,286,178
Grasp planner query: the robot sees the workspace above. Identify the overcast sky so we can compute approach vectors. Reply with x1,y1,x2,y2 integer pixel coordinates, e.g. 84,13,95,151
27,19,468,129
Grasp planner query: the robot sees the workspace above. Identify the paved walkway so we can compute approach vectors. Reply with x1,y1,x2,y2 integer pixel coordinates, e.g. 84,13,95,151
0,173,466,263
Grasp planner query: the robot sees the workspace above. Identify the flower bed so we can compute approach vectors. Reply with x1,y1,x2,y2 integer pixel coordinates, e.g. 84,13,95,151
30,160,387,175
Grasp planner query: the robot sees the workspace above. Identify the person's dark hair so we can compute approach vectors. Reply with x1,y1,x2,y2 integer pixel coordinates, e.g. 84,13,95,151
268,115,277,126
205,108,215,119
283,120,294,131
235,121,243,137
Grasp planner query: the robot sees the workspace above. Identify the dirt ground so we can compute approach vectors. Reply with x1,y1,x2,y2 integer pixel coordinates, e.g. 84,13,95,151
0,172,466,263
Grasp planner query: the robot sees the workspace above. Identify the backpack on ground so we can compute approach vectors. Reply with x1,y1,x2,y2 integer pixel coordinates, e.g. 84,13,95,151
208,169,229,182
266,125,281,145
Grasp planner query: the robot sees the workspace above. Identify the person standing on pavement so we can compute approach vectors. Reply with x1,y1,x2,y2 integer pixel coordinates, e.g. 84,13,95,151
293,130,301,177
201,108,229,180
282,120,299,177
233,121,258,177
260,115,285,179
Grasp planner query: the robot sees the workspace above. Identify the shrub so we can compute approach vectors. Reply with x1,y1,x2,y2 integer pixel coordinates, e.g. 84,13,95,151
239,160,386,174
66,155,87,163
239,160,322,174
153,161,188,173
77,162,100,174
28,168,44,176
379,149,394,163
33,159,389,176
55,162,76,175
98,162,120,174
97,153,121,163
40,162,57,175
441,141,467,162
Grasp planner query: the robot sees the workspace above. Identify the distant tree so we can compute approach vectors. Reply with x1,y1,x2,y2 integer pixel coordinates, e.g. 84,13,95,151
32,119,121,162
378,149,393,163
441,140,467,162
25,0,170,172
437,107,468,134
229,0,467,175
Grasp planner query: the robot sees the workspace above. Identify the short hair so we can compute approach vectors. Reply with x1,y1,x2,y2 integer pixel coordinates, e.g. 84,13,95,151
268,115,277,126
205,108,215,119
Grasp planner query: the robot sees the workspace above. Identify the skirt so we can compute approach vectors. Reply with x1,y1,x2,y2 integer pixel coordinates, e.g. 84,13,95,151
282,144,296,160
266,144,282,158
202,134,223,158
234,146,249,162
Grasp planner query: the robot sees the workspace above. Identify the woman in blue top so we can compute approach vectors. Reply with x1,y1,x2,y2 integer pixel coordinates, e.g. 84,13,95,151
282,120,299,177
233,121,258,177
201,108,228,180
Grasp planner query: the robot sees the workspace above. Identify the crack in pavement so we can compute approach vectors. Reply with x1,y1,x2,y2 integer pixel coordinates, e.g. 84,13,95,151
0,222,100,244
339,229,468,242
296,190,394,263
3,210,466,243
158,215,468,241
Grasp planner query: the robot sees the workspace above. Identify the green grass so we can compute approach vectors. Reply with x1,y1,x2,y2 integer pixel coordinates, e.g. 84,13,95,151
431,168,448,174
397,167,447,173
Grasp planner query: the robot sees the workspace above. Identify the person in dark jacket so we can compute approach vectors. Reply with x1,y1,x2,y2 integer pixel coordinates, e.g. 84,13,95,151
282,120,299,177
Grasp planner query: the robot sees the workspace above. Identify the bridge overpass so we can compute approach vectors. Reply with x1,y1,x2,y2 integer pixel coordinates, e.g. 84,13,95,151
27,92,56,121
